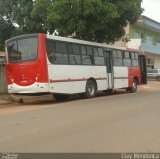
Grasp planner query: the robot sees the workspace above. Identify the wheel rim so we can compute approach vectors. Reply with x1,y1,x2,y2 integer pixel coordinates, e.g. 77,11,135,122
88,83,95,96
132,81,137,91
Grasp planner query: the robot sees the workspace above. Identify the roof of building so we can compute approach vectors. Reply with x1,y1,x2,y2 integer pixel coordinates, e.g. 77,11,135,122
137,15,160,33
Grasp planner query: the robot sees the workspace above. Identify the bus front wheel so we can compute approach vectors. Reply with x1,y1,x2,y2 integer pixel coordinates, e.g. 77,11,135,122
84,80,97,98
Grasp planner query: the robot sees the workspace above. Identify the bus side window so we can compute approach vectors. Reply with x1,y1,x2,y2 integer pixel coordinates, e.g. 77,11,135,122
123,51,132,66
81,45,93,65
45,39,56,64
7,41,18,63
113,50,123,66
81,45,87,55
54,41,69,65
131,52,139,66
69,43,81,65
94,47,105,66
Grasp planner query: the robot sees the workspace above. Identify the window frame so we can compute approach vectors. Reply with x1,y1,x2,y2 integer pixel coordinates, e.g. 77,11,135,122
7,35,38,64
112,49,123,66
93,47,105,66
68,43,82,65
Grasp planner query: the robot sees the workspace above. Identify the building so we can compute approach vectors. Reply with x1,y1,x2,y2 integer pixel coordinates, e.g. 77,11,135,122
0,51,5,65
0,51,7,94
115,16,160,69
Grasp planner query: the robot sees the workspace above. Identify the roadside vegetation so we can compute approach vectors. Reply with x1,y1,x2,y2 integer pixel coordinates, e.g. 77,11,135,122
0,0,143,50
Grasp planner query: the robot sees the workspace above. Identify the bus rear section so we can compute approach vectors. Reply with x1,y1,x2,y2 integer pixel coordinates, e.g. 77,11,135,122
5,34,49,94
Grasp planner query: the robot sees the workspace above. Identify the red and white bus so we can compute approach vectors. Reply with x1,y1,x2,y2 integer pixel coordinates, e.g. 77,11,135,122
5,34,147,100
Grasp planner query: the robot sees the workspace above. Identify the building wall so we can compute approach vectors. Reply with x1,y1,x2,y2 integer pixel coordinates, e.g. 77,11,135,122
0,65,7,94
114,16,160,69
128,17,160,69
155,59,160,68
0,51,7,94
127,39,141,49
0,57,5,65
130,25,160,55
0,51,5,65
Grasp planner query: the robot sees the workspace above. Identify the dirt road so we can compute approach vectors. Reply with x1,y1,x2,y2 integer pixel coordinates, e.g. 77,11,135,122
0,81,160,152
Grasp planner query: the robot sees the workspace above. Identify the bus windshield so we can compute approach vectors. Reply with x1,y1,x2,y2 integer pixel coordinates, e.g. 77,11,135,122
6,36,38,63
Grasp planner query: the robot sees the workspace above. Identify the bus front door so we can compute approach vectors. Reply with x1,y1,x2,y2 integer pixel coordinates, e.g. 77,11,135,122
105,50,114,90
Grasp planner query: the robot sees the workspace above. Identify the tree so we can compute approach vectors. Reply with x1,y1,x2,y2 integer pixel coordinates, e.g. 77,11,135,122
0,0,15,50
12,0,46,33
47,0,143,43
0,0,45,50
0,0,143,51
31,0,52,33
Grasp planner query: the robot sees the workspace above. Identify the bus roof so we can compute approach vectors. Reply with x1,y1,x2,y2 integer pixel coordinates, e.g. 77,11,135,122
5,34,38,43
6,33,143,53
47,34,126,51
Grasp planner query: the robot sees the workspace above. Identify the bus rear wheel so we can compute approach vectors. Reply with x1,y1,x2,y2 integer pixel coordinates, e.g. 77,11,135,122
84,80,97,98
53,94,69,101
129,79,138,93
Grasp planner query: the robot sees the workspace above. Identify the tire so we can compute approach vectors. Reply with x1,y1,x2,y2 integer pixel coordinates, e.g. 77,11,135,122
84,80,97,98
53,94,69,101
129,79,138,93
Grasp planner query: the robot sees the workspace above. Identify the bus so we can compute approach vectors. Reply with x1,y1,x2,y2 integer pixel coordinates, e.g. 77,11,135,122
5,34,147,100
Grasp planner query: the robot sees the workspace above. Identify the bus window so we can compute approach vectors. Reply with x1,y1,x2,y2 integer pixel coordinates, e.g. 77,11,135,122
80,45,87,55
53,41,69,64
46,39,56,64
82,56,92,65
94,56,105,65
131,52,139,66
86,46,92,55
113,50,123,66
94,47,105,66
72,44,80,54
68,43,73,54
117,50,123,58
98,48,103,56
81,45,92,65
131,52,135,59
123,51,132,66
7,41,18,63
69,43,81,65
69,55,81,65
46,39,55,54
93,47,98,56
7,37,38,63
56,42,67,54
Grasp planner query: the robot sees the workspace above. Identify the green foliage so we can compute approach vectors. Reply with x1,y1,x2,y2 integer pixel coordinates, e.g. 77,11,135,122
12,0,46,33
0,0,143,50
47,0,143,42
0,0,15,50
0,0,42,50
31,0,52,33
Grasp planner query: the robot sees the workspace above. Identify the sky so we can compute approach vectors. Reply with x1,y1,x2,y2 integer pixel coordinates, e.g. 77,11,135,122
141,0,160,22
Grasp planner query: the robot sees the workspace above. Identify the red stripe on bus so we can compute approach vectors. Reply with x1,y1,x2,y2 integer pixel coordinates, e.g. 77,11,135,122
50,78,107,83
